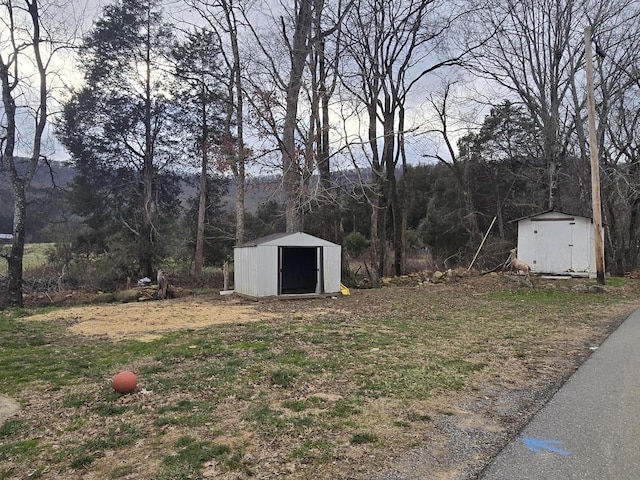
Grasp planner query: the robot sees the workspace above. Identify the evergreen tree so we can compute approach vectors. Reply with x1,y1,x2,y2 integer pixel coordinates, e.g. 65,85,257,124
460,102,545,237
57,0,178,278
171,28,227,277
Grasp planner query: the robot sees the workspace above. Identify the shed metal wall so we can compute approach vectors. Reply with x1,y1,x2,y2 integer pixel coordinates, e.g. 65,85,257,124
516,212,598,276
258,245,279,296
233,245,259,297
234,245,280,297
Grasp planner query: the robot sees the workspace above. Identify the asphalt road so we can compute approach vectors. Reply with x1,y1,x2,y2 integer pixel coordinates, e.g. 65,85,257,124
479,308,640,479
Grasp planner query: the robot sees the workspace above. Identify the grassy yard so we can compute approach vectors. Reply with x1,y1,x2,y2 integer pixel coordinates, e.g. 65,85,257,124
1,275,639,479
0,243,54,276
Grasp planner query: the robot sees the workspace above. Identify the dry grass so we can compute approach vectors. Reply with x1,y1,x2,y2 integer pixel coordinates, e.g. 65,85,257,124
1,273,639,479
0,243,54,276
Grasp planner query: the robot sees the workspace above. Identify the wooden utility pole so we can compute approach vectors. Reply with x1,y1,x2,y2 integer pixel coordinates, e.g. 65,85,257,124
585,27,605,285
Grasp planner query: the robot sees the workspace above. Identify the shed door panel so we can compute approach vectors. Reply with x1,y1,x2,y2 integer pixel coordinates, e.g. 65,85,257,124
533,221,572,273
570,221,592,272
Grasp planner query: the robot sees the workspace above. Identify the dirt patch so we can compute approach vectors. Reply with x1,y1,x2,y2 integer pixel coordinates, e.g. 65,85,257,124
28,296,282,341
0,395,19,423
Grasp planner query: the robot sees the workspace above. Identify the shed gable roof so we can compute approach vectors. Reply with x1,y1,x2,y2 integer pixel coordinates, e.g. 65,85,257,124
237,232,339,248
509,209,592,224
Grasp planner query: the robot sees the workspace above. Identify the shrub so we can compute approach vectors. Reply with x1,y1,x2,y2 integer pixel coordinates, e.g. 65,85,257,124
344,232,370,258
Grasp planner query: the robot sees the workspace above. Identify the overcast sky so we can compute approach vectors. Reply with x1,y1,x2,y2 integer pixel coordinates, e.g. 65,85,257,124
25,0,465,165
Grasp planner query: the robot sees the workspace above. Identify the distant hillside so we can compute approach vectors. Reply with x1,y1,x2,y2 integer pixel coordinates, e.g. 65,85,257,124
225,175,283,211
0,160,284,221
0,161,371,232
34,160,77,187
0,159,76,190
0,159,381,244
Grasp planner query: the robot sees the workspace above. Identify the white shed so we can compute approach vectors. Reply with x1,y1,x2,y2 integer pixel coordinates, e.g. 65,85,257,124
513,210,602,277
233,232,342,298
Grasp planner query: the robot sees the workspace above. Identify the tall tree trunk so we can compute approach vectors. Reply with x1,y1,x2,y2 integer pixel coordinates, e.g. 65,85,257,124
194,134,208,279
544,127,560,210
217,1,247,245
194,168,207,278
398,106,408,275
382,112,401,276
7,182,26,307
183,0,247,245
367,102,383,285
312,35,337,242
229,3,246,245
142,5,155,278
369,174,383,287
235,159,245,243
282,0,314,232
194,56,212,279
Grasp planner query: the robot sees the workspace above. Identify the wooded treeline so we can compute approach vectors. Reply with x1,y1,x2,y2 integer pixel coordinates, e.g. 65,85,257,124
2,0,640,305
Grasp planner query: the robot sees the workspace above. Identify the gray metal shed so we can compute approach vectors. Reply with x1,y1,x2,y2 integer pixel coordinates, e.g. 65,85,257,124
233,232,342,298
513,210,601,277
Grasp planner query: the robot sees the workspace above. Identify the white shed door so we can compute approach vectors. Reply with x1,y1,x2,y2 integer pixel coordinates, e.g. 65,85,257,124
533,220,573,273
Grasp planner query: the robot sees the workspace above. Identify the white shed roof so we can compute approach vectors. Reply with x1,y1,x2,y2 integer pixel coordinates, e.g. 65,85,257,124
238,232,340,248
509,209,592,223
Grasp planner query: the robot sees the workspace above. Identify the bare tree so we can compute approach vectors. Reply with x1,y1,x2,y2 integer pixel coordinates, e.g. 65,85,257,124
236,0,319,233
471,0,640,273
306,0,349,243
339,0,481,277
1,0,53,307
187,0,251,245
470,0,593,211
424,81,484,251
279,0,317,232
240,0,350,234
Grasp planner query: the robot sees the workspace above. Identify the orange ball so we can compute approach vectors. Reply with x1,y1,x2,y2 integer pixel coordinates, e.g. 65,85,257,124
112,371,137,393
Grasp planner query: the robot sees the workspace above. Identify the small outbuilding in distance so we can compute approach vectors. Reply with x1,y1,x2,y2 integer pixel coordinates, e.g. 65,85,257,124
511,210,602,277
233,232,342,298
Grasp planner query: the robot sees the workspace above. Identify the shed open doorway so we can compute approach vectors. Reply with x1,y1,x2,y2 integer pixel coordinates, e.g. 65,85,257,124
279,246,322,295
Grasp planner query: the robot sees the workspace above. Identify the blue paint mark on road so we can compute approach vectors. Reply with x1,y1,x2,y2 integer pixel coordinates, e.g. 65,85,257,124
523,437,571,455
